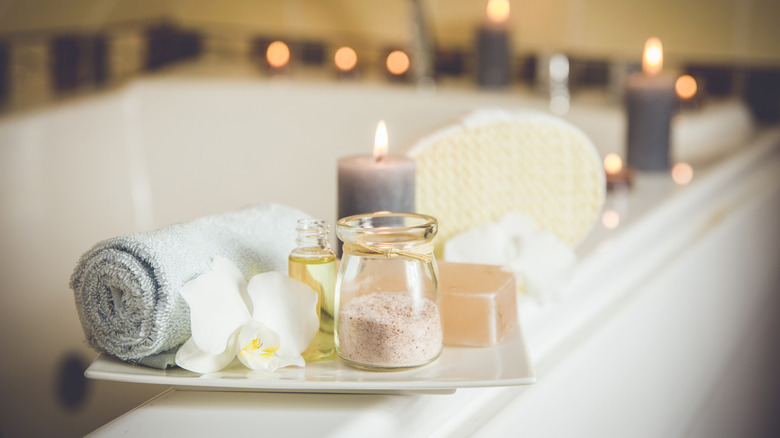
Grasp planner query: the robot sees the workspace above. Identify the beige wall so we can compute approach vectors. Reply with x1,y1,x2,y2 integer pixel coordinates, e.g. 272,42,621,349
1,0,779,66
0,0,171,32
171,0,780,65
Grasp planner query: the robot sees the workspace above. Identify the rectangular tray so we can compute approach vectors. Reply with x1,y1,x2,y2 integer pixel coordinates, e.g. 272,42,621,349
86,326,534,394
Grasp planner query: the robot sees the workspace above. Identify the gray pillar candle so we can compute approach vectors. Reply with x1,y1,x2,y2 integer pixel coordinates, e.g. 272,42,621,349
625,74,676,171
337,155,415,217
337,121,415,221
625,37,676,172
476,0,511,88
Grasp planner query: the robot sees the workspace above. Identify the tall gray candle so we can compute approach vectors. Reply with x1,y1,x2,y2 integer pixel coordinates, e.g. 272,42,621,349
337,121,415,222
476,0,511,88
625,37,676,171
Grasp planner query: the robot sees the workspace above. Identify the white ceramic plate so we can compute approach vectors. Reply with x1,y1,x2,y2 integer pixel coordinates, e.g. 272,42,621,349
86,326,534,394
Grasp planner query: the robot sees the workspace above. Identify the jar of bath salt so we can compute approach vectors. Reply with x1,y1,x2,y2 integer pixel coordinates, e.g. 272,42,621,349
335,212,442,370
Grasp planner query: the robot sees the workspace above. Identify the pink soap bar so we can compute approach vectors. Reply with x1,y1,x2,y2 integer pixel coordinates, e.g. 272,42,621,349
438,261,518,347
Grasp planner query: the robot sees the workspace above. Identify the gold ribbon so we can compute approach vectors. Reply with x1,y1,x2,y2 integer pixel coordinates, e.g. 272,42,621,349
342,241,434,263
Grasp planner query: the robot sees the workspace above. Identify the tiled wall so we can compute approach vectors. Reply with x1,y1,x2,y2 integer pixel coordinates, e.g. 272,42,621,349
1,21,194,112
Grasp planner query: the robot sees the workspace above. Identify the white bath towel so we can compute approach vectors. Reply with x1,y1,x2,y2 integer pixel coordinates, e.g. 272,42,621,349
70,203,307,368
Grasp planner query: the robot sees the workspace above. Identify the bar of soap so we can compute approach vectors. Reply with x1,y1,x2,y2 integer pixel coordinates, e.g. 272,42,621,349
438,261,518,347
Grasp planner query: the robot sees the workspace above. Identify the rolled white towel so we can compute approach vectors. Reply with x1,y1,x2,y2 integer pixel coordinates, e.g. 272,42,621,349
70,203,307,368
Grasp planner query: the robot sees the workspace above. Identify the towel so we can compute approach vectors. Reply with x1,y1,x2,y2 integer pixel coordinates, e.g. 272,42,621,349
70,203,308,368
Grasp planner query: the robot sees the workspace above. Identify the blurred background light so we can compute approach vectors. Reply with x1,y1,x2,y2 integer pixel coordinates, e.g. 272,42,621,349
334,46,357,72
266,40,290,69
676,74,698,99
672,162,694,185
386,50,410,76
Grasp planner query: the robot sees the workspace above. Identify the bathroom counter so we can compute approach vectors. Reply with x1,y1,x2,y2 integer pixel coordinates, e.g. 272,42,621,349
88,125,780,436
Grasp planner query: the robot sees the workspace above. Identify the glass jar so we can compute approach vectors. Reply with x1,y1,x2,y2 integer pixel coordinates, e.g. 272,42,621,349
335,212,442,370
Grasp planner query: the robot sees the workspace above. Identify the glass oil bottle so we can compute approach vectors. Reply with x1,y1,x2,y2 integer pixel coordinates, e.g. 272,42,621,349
289,218,337,362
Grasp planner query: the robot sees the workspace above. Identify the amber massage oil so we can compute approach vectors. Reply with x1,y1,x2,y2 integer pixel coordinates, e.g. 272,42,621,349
289,219,337,362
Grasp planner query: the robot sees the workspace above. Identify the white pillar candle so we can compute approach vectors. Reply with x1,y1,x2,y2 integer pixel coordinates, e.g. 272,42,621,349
337,121,415,222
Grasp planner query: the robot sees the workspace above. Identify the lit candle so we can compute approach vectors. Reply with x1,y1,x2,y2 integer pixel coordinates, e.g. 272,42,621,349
337,121,416,223
476,0,511,88
625,37,676,171
675,74,700,111
602,209,621,229
671,162,694,185
603,153,634,191
266,40,291,72
386,50,411,79
675,74,697,100
334,46,358,79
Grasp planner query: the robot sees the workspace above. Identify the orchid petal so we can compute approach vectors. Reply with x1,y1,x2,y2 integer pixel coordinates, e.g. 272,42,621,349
246,272,319,361
236,320,301,371
498,211,539,236
175,333,239,373
179,256,251,355
516,229,576,299
444,211,577,302
444,223,508,266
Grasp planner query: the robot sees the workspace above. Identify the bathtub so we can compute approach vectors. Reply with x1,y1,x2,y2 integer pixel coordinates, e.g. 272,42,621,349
0,75,773,437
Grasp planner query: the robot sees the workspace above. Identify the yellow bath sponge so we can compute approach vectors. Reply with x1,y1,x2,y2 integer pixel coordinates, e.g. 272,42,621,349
407,109,605,256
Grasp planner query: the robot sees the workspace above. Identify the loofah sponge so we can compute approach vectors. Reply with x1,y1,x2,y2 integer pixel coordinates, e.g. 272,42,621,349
407,109,605,256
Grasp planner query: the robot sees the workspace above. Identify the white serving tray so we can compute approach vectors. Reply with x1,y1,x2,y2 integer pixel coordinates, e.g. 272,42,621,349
86,326,535,394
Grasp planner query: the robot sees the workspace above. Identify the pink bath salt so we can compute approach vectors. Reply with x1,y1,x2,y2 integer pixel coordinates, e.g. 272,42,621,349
338,292,442,368
438,261,518,347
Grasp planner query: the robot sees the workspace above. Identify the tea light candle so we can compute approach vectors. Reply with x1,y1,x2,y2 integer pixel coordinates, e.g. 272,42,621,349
676,74,700,111
603,153,634,191
334,46,358,79
476,0,511,88
625,37,676,171
266,40,291,73
337,121,415,221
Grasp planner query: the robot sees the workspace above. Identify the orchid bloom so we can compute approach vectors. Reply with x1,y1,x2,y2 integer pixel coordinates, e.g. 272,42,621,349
444,211,576,303
174,257,319,373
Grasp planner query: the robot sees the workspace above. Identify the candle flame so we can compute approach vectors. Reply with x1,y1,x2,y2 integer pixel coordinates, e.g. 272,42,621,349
675,75,697,99
266,41,290,69
386,50,410,75
374,120,388,161
334,46,358,72
603,153,623,175
642,37,663,76
672,162,693,185
487,0,510,24
602,209,620,229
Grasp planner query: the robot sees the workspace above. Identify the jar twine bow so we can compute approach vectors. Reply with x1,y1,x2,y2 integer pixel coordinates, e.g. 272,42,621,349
342,241,434,263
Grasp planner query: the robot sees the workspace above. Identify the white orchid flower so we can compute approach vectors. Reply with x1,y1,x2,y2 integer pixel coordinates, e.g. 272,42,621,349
175,256,319,373
444,211,576,303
